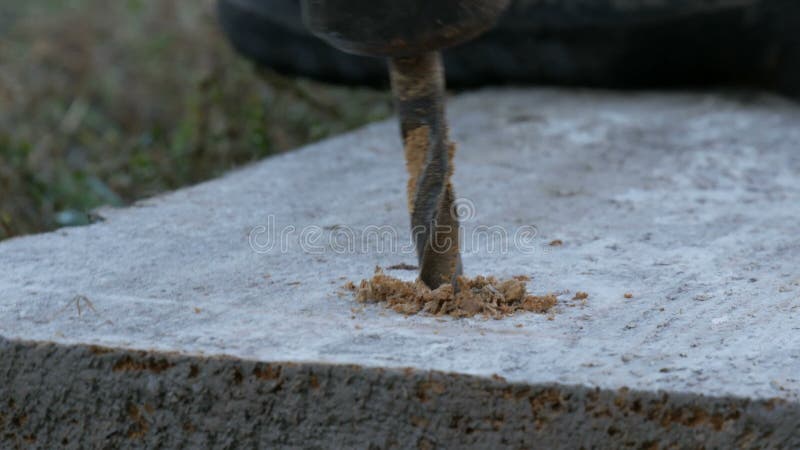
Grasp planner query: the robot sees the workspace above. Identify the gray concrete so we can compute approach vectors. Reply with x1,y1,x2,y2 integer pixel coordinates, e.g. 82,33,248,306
1,89,799,448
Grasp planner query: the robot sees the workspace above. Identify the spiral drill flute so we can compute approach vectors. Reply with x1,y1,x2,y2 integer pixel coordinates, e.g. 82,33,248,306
301,0,509,288
389,53,461,288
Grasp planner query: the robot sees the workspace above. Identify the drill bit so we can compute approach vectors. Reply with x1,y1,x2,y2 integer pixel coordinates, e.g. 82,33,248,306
389,53,461,288
300,0,509,288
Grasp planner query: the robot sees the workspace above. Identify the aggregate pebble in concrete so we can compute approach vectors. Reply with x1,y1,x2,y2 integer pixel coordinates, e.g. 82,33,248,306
1,89,799,447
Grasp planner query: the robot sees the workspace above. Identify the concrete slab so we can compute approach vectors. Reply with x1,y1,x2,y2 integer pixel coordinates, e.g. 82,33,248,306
1,89,800,448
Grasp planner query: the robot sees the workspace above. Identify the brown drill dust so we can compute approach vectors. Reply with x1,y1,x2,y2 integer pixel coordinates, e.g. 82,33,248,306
346,268,557,319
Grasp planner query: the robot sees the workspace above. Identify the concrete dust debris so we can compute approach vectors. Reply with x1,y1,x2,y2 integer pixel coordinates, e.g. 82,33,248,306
347,268,558,319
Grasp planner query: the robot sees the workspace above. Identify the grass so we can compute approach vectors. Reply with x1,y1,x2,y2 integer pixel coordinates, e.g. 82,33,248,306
0,0,391,240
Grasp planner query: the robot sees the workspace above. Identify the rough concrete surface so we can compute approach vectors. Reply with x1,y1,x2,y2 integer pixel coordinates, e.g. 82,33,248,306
1,89,799,448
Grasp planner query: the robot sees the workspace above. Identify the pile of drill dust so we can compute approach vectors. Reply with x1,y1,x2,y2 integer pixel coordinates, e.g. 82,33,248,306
346,268,557,319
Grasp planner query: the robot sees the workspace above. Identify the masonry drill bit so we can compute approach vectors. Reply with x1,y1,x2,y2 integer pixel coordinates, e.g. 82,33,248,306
389,53,461,288
301,0,509,288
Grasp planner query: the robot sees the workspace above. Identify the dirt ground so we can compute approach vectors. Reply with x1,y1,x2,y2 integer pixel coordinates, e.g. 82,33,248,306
0,0,390,241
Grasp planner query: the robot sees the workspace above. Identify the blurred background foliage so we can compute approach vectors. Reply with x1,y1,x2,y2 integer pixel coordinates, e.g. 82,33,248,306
0,0,391,240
